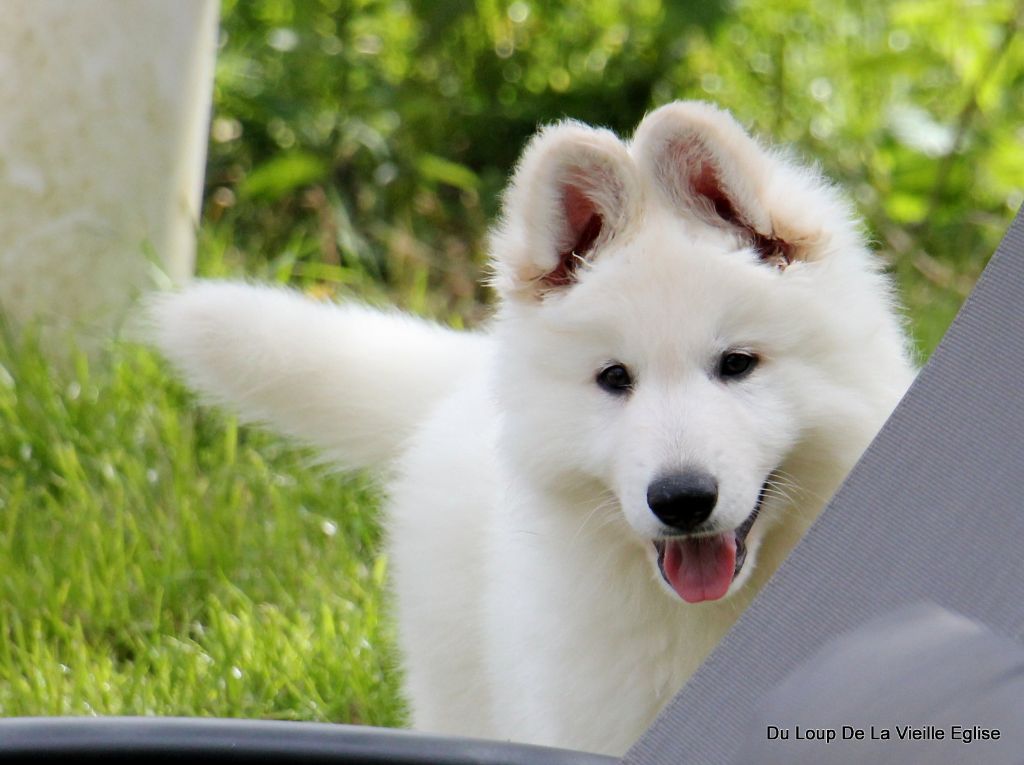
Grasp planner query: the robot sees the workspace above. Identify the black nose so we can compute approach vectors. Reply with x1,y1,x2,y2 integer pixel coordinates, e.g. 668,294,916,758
647,469,719,532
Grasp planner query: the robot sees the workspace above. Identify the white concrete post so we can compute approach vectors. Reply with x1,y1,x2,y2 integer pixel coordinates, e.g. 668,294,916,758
0,1,218,344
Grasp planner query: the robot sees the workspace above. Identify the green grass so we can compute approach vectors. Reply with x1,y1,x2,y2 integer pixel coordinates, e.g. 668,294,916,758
0,326,404,724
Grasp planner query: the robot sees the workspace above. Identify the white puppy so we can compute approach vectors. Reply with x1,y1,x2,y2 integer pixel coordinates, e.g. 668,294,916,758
151,102,915,756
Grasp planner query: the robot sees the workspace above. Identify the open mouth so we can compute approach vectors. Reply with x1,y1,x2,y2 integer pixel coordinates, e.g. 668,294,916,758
652,482,767,604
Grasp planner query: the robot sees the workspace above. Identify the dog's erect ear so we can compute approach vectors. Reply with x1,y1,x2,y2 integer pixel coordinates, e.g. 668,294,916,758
633,101,824,267
490,122,640,300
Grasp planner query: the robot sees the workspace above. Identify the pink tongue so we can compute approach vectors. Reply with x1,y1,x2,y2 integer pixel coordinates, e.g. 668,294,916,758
662,534,737,603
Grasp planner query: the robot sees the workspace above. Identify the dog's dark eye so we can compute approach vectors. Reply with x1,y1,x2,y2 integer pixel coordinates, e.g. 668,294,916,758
597,363,634,395
719,352,758,380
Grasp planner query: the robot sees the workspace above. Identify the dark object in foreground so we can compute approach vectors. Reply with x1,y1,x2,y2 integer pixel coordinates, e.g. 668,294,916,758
0,717,617,765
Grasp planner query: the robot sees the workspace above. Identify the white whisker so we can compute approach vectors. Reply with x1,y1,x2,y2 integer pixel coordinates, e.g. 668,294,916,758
570,492,620,546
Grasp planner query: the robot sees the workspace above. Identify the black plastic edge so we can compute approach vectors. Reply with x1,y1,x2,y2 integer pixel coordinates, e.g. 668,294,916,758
0,717,619,764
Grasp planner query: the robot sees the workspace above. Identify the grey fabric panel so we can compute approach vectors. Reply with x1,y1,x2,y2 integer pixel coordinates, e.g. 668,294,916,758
625,206,1024,765
733,603,1024,765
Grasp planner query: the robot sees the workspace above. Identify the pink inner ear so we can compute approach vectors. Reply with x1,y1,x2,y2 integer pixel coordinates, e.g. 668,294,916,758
691,161,742,228
688,151,794,268
545,183,604,288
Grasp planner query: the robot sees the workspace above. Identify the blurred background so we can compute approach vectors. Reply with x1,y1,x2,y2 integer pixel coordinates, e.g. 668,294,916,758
205,0,1022,351
0,0,1021,730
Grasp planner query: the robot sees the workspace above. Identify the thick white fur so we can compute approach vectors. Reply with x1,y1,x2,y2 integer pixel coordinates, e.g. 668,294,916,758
151,101,916,756
148,282,486,469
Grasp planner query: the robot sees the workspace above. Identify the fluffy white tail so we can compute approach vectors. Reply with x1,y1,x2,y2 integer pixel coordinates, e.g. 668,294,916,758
148,281,485,470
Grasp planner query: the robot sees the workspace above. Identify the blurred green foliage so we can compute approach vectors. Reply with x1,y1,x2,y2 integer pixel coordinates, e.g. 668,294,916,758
206,0,1023,352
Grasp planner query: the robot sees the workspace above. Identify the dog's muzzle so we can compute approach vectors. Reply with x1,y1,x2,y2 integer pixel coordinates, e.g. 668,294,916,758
652,481,766,603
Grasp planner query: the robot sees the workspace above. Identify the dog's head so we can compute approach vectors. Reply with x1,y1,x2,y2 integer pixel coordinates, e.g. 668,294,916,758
488,102,910,605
